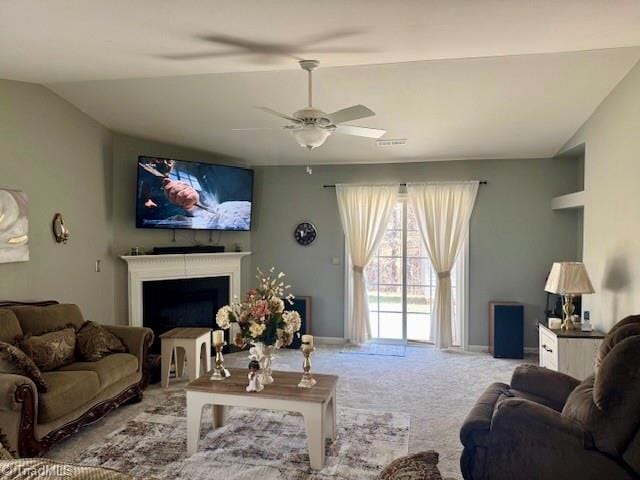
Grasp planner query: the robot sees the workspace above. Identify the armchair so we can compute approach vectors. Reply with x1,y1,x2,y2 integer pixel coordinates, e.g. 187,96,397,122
460,315,640,480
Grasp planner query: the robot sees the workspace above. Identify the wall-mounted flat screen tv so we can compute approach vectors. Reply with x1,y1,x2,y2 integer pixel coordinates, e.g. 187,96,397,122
136,156,254,231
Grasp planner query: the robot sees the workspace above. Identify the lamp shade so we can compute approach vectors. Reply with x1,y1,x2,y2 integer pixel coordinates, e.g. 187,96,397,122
544,262,595,295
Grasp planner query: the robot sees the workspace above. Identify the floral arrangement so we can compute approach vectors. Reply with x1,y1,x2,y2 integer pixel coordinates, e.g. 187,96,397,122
216,268,301,348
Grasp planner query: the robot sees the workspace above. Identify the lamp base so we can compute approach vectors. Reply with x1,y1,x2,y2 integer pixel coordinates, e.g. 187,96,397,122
561,295,576,330
560,317,575,331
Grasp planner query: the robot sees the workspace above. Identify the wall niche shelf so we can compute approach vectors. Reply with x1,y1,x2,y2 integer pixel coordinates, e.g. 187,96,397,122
552,190,584,210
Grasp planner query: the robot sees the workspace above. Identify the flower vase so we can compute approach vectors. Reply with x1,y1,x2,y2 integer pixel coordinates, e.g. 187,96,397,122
249,342,275,385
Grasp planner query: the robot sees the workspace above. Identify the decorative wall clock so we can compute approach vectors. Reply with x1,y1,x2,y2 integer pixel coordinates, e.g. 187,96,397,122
294,222,317,246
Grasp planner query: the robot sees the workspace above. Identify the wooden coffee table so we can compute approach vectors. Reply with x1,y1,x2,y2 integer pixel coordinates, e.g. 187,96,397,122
185,368,338,469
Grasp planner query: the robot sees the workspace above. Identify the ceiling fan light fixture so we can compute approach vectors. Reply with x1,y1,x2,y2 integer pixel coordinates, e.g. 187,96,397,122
292,126,330,150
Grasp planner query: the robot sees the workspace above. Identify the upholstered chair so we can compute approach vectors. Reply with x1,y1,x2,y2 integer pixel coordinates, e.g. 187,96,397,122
460,315,640,480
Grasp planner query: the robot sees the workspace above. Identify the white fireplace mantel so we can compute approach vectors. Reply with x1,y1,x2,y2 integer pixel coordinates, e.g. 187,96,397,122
121,252,251,327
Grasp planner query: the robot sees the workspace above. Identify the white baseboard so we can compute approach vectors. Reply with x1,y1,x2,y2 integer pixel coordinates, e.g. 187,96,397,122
314,336,347,345
468,345,538,355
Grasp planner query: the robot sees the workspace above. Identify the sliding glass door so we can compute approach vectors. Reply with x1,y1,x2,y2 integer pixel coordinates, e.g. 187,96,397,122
365,200,462,344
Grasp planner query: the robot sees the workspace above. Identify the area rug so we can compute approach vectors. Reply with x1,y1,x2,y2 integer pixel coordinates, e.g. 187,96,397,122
340,343,407,357
74,389,410,479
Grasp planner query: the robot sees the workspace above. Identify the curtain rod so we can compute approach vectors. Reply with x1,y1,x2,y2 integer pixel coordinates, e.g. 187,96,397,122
322,181,488,188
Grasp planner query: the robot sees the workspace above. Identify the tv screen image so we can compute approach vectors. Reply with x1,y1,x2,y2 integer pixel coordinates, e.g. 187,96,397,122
136,156,253,231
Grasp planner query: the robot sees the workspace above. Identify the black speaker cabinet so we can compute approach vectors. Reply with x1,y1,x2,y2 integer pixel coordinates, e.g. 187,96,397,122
285,296,312,349
489,302,524,359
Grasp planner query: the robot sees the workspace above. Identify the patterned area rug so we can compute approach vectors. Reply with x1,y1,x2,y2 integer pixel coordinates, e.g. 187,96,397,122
340,343,407,357
75,389,409,479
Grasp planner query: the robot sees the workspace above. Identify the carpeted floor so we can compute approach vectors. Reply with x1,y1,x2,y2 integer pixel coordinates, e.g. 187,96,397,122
340,342,407,357
47,345,535,479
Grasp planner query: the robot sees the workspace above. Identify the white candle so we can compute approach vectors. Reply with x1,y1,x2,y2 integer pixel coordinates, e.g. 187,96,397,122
213,330,225,346
301,334,314,347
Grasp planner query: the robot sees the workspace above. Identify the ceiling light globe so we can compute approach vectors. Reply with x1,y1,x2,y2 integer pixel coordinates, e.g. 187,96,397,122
292,126,330,150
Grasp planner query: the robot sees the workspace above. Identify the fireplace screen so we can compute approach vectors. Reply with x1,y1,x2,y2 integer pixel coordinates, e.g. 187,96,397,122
142,276,230,353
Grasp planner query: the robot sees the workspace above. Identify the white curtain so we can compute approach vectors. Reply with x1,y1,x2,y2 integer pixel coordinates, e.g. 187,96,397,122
336,184,399,344
407,182,479,348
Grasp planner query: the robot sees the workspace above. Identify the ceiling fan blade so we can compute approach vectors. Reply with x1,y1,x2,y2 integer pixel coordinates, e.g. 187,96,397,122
198,34,268,50
300,29,364,46
256,107,301,123
160,50,247,60
326,105,375,124
333,124,386,139
299,47,378,54
198,34,299,59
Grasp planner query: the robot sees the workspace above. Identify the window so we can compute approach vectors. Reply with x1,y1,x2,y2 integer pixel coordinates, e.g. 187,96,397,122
364,200,463,344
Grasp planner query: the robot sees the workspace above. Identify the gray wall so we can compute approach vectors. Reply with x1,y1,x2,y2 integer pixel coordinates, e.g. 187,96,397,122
561,59,640,332
110,133,252,323
251,158,581,346
0,79,115,323
0,80,251,325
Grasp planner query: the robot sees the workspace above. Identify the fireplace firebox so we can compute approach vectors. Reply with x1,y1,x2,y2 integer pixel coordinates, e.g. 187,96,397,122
142,276,230,354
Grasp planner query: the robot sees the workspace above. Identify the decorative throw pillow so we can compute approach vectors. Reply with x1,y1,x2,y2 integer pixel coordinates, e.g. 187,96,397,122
378,451,443,480
76,321,127,362
19,327,76,371
0,341,48,392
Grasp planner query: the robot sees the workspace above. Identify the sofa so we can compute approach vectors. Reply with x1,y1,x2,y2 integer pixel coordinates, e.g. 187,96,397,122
460,315,640,480
0,301,153,457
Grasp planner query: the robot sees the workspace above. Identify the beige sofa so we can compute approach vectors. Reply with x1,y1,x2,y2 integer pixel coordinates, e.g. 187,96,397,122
0,301,153,457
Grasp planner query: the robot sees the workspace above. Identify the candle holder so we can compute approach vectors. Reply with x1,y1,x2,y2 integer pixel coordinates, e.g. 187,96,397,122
210,342,230,381
298,345,317,388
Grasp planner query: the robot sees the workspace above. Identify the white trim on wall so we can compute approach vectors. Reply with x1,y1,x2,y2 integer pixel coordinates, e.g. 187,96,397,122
468,345,539,355
315,336,348,345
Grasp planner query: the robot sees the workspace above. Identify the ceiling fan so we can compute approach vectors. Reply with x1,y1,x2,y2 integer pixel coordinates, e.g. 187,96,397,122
234,59,386,151
162,30,373,63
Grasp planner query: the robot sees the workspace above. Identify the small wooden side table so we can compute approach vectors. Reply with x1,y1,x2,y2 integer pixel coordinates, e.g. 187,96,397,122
160,327,212,388
538,322,605,380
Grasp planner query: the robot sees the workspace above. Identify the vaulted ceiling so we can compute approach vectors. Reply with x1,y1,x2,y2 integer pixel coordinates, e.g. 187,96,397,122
2,1,640,165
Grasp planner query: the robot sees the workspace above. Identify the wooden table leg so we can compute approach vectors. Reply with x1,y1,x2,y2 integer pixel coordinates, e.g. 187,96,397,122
186,393,204,456
176,347,185,379
186,343,198,381
204,334,212,373
303,405,325,470
212,404,225,428
161,340,173,388
326,392,336,440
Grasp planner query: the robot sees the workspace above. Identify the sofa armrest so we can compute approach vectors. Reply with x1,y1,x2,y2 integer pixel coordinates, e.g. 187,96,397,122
487,398,630,480
103,325,153,372
510,364,580,408
0,374,37,457
0,374,36,412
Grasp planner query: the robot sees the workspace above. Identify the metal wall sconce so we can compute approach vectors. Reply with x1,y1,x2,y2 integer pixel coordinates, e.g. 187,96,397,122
52,213,70,244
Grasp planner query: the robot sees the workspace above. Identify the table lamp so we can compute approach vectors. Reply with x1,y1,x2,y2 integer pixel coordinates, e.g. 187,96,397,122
544,262,595,330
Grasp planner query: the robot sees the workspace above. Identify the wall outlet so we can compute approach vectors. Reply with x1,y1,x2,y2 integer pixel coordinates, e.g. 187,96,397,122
331,256,342,265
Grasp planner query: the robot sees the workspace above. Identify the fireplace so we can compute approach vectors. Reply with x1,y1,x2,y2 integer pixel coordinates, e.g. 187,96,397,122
121,252,249,327
143,276,230,353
